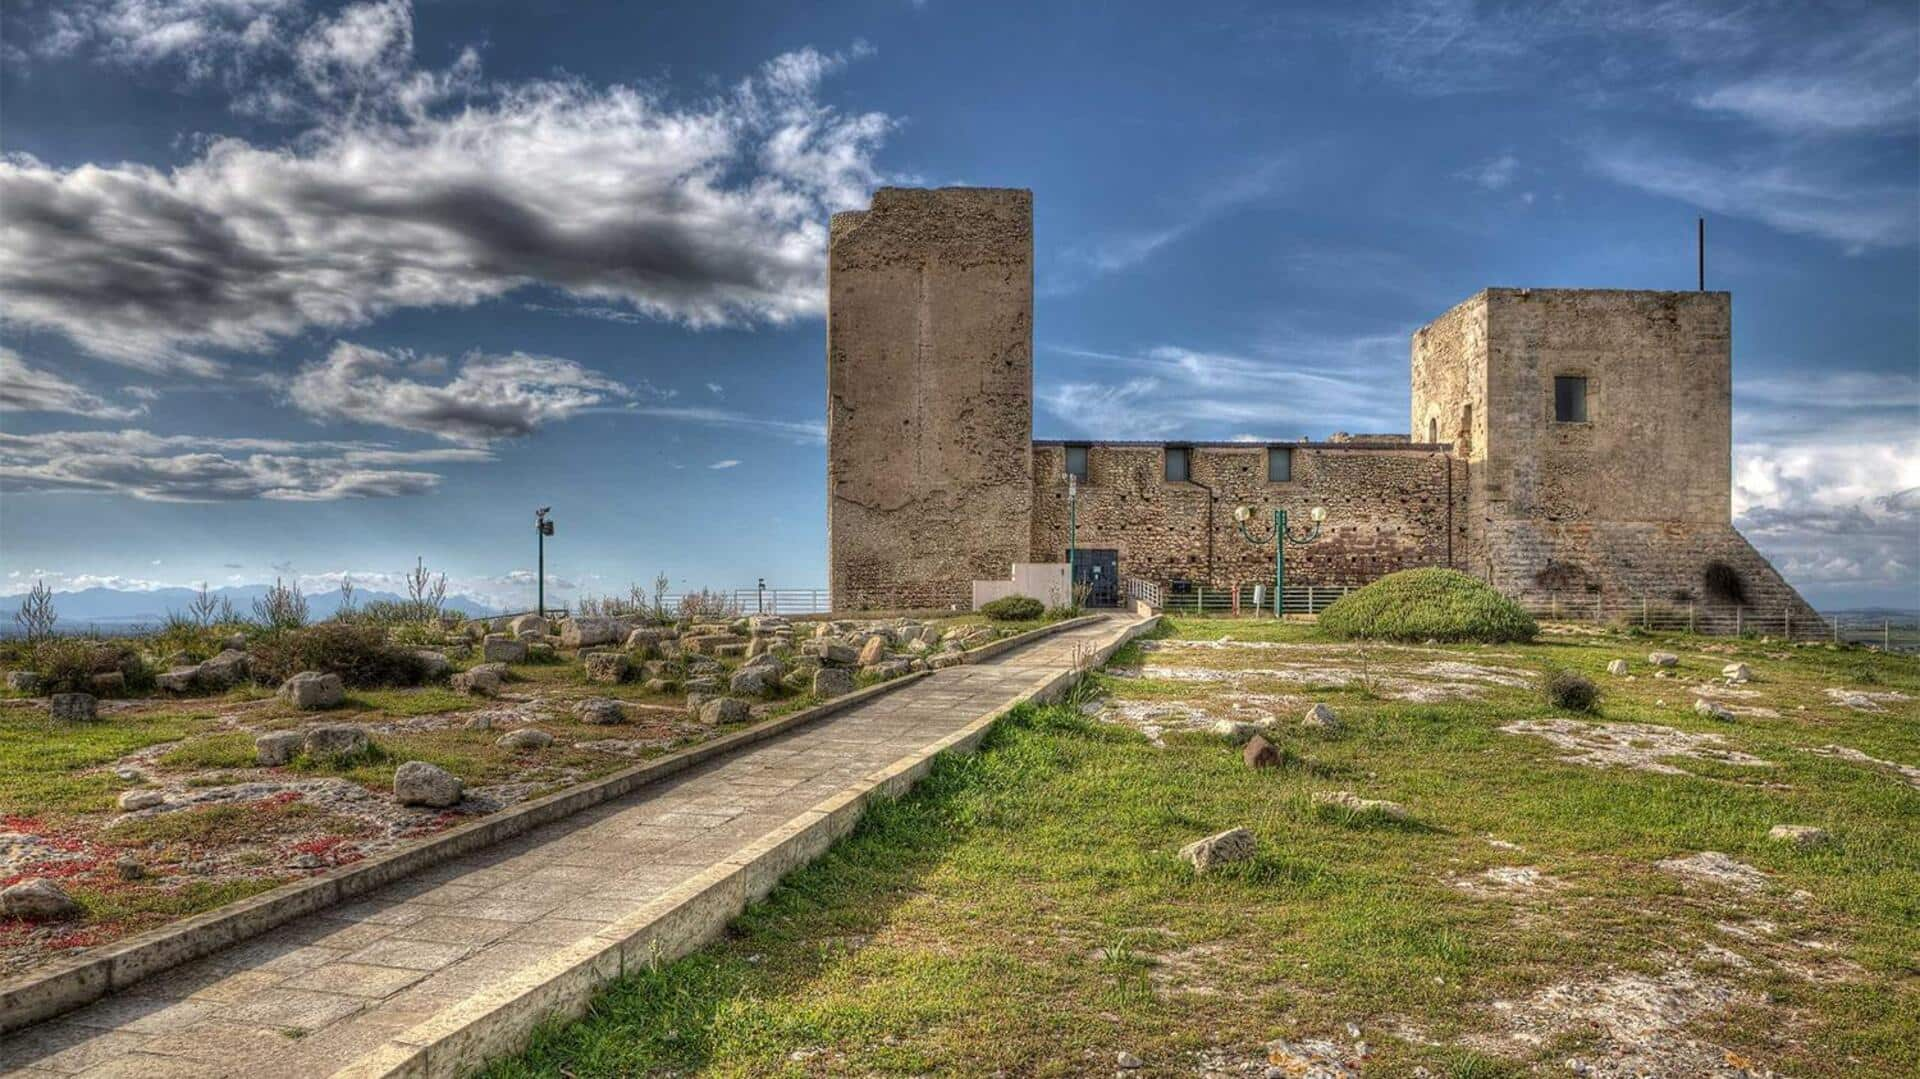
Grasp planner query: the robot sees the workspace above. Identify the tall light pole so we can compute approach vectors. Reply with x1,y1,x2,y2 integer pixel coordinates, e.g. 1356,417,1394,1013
535,507,555,617
1233,504,1325,618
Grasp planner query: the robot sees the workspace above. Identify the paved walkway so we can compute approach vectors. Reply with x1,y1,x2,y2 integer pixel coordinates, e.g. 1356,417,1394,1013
1,616,1141,1078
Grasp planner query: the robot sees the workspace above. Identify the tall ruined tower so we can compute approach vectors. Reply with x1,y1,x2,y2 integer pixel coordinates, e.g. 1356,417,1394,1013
1412,288,1817,623
827,188,1035,608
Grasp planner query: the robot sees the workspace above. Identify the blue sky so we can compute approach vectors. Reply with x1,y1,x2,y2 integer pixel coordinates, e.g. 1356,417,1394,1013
1,0,1915,611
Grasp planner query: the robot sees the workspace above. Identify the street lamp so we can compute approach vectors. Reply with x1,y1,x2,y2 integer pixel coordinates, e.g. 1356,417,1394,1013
535,507,555,617
1233,504,1326,618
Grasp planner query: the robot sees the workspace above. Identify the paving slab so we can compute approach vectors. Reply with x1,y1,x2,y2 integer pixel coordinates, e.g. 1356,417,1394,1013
0,616,1143,1078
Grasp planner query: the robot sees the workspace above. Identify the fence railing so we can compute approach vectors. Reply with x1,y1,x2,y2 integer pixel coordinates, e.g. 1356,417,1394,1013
1522,595,1919,651
1157,582,1356,616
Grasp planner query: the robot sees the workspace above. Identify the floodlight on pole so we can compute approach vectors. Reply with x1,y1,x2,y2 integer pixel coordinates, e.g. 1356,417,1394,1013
1232,504,1326,617
535,507,555,617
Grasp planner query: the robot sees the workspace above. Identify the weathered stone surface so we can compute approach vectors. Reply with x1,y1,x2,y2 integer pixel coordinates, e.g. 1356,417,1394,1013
0,878,81,920
1692,699,1734,721
730,666,780,697
1722,663,1751,684
394,761,462,807
198,648,250,688
50,693,97,722
482,635,528,663
90,671,126,695
583,652,630,684
1178,827,1255,873
1301,703,1340,731
1210,719,1260,744
1607,659,1629,676
699,697,751,726
928,651,966,669
496,728,554,750
280,671,345,710
626,626,677,649
1767,824,1830,848
1243,734,1281,770
642,677,676,694
574,698,626,725
156,666,201,693
813,667,856,699
255,730,304,766
1649,652,1680,668
117,789,165,812
560,617,621,648
804,640,858,666
1312,790,1410,821
510,614,550,638
6,670,40,694
413,650,453,679
303,724,369,758
452,667,502,696
857,636,888,666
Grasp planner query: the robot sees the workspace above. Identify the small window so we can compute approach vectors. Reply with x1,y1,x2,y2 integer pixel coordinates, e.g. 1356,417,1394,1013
1065,445,1089,480
1267,447,1293,482
1164,446,1190,482
1554,376,1589,423
1427,417,1439,443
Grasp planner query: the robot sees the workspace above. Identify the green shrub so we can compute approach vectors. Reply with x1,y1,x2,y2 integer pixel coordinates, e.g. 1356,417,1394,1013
28,638,153,693
249,623,426,688
1318,569,1537,644
1542,669,1598,712
980,595,1045,622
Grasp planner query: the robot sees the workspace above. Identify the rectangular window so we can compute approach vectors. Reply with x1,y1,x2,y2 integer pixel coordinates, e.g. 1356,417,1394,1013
1065,445,1089,479
1554,376,1589,423
1164,446,1190,482
1267,447,1293,482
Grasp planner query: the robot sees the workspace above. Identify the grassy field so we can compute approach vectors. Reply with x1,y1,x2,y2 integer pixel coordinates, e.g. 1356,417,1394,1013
491,617,1919,1077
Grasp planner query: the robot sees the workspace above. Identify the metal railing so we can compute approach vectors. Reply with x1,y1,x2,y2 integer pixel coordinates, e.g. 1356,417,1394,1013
1524,595,1918,651
1158,582,1356,616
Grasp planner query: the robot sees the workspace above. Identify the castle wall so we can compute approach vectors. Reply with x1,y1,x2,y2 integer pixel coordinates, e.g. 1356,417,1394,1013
826,188,1035,608
1029,443,1465,589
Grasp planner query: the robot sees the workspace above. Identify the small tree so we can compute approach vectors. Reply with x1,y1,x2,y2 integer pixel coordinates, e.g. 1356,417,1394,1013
186,583,222,627
652,572,671,620
253,577,310,630
405,557,447,622
13,579,56,642
338,574,358,619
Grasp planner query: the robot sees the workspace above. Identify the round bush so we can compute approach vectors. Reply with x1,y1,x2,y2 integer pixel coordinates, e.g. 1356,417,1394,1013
249,623,427,688
1318,569,1538,644
979,595,1045,622
1542,669,1598,712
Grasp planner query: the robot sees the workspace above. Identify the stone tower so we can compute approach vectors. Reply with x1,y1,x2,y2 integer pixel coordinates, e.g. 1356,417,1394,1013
826,188,1035,608
1412,288,1817,624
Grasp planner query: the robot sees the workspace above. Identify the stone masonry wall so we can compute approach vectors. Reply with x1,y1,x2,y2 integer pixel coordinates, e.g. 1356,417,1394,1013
1030,443,1466,589
827,188,1035,609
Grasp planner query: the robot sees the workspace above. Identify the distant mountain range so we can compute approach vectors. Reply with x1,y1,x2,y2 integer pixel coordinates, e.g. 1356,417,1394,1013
0,585,497,634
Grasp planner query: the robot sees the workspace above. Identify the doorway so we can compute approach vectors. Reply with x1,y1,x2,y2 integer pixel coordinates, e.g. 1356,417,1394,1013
1069,548,1120,608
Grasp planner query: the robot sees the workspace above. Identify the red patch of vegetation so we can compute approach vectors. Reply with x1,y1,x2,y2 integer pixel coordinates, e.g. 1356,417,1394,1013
43,928,102,950
2,815,45,833
264,791,303,807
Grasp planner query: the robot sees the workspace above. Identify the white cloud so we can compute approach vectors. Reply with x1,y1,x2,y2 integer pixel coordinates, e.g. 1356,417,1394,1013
1051,158,1292,288
0,34,892,370
32,0,305,74
620,404,825,444
0,347,147,419
287,342,630,444
1690,14,1918,134
0,428,490,501
708,459,741,469
1456,153,1518,190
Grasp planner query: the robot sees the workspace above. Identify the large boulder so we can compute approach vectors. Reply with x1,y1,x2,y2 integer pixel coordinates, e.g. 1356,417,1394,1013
255,731,304,766
50,693,97,723
394,761,462,807
451,666,503,697
803,640,857,667
1178,828,1256,873
730,665,780,697
698,697,751,725
413,650,453,680
6,671,41,694
0,879,81,920
583,652,630,684
303,724,369,758
813,667,855,699
482,635,528,663
496,728,554,750
279,671,345,711
857,636,888,666
509,614,550,638
156,666,201,693
574,698,626,725
625,626,678,649
561,617,621,648
197,649,250,689
117,789,165,812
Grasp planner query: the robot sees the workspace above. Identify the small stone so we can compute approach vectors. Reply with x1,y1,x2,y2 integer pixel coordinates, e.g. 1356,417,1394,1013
50,693,98,722
255,730,304,766
1312,790,1410,821
1243,734,1282,770
813,667,855,699
279,671,345,710
287,853,326,870
117,789,165,812
303,724,370,758
583,652,630,684
1692,699,1734,722
90,671,126,696
699,697,751,726
393,760,462,807
114,856,145,882
574,698,626,725
1767,824,1831,848
1606,659,1629,676
482,635,528,664
1116,1052,1144,1069
6,670,41,694
1178,827,1256,873
462,714,494,731
1722,662,1752,684
496,728,554,750
0,879,81,920
1301,703,1340,731
1648,651,1679,668
1210,719,1259,744
452,666,504,697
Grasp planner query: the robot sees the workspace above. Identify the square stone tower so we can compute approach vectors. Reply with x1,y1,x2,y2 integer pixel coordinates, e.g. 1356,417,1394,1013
827,188,1035,608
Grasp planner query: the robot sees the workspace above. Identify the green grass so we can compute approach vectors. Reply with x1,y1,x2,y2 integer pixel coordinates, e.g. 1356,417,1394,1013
156,732,260,770
0,709,220,816
490,617,1919,1078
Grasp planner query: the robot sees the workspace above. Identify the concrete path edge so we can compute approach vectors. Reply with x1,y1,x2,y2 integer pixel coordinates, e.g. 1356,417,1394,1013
332,614,1158,1079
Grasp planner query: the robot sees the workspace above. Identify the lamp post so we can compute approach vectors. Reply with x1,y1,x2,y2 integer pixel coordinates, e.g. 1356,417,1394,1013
1233,504,1326,618
535,507,555,617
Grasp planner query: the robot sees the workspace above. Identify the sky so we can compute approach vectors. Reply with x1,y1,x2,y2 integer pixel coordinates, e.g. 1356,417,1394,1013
0,0,1915,612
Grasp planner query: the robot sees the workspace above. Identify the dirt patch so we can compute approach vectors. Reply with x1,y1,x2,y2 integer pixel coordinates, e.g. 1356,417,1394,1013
1451,865,1563,898
1112,658,1526,702
1804,743,1920,789
1657,851,1768,894
1091,693,1303,745
1500,718,1773,776
1190,1036,1368,1078
1822,687,1913,713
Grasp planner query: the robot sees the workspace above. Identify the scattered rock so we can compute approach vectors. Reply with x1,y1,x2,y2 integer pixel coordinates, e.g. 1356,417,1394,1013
197,648,250,688
857,636,888,666
729,665,781,697
1302,702,1340,731
1692,699,1735,722
1722,662,1751,684
50,693,97,723
805,640,857,666
561,617,622,648
509,613,550,638
413,650,452,680
496,728,554,750
482,635,528,664
699,697,751,726
1648,651,1679,667
1501,717,1771,776
1312,790,1410,821
1657,851,1767,893
573,698,626,725
393,761,463,807
114,856,145,882
303,724,369,759
255,730,304,766
462,714,494,731
452,665,504,697
6,671,41,694
928,652,966,670
583,652,630,684
116,789,165,812
1210,719,1261,743
1178,827,1256,873
279,671,345,711
156,667,201,693
1116,1051,1143,1069
0,879,81,920
1243,734,1281,770
813,667,855,699
1606,659,1629,676
1767,824,1831,848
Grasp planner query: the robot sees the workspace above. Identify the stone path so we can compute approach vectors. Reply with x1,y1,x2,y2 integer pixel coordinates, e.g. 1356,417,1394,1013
0,616,1141,1078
